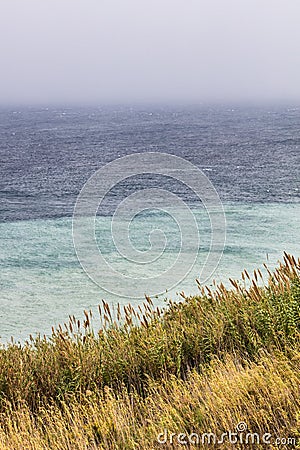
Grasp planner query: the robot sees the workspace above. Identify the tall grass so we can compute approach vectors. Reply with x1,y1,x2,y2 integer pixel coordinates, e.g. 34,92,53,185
0,253,299,448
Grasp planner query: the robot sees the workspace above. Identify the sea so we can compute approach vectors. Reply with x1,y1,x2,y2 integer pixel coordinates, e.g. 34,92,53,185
0,104,299,342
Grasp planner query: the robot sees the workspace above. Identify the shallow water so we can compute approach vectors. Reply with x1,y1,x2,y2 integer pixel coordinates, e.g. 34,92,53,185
0,202,299,341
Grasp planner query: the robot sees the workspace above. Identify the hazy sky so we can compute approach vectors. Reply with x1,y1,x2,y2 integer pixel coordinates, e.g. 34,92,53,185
1,0,300,104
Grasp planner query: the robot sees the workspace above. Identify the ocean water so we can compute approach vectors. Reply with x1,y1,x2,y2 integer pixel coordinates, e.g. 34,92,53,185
0,105,299,341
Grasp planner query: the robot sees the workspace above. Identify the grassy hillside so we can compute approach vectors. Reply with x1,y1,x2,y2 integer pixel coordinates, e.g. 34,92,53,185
0,253,299,449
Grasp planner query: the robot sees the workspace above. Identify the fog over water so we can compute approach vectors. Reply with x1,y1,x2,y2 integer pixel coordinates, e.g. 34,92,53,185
0,0,300,104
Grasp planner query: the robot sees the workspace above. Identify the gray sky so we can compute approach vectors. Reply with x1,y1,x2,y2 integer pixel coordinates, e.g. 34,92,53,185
1,0,300,104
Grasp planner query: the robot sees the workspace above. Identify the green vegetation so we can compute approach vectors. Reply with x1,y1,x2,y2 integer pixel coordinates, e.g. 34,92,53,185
0,253,299,449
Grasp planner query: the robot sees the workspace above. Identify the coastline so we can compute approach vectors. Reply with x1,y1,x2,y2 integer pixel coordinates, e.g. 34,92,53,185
0,254,299,448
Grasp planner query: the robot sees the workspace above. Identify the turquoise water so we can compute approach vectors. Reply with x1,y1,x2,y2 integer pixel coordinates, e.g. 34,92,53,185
0,202,299,342
0,106,299,342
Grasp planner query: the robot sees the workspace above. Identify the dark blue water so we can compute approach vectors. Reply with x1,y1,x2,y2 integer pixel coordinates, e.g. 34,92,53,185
0,105,299,222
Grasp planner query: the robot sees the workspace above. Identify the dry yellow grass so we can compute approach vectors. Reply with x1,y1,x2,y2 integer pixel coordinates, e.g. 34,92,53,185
0,253,299,449
0,351,299,449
